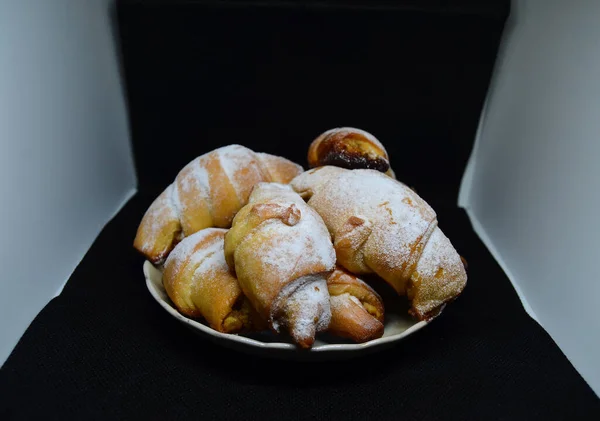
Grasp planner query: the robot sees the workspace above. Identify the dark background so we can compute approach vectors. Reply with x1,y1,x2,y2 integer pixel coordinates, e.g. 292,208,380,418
121,0,506,205
1,1,599,419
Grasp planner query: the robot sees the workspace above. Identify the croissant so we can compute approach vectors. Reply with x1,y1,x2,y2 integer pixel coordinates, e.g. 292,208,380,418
327,267,384,343
134,145,303,264
163,228,265,333
308,127,395,178
224,182,336,348
291,167,467,320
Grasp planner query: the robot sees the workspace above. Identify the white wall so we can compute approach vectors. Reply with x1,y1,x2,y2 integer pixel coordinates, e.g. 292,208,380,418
460,0,600,396
0,0,136,365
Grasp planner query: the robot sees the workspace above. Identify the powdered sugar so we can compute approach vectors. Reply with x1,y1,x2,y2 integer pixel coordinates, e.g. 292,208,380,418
138,146,303,263
217,145,253,173
237,199,336,307
247,184,335,281
186,235,222,271
291,167,467,316
168,182,182,221
330,293,353,311
329,291,367,313
349,294,362,306
179,158,211,198
295,168,436,279
173,158,213,223
247,182,298,204
229,183,336,344
415,228,462,280
410,227,467,316
190,239,228,293
164,228,226,276
257,218,311,275
194,164,211,194
240,189,335,298
217,145,255,202
138,187,179,254
274,274,331,342
171,145,259,219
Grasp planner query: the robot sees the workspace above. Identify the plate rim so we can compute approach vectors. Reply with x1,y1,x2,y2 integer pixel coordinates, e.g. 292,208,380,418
144,260,430,353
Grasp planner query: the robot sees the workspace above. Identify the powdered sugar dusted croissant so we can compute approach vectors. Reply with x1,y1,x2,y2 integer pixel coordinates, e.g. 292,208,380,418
291,167,467,320
224,183,336,348
308,127,395,178
163,228,265,333
134,145,303,264
327,267,384,343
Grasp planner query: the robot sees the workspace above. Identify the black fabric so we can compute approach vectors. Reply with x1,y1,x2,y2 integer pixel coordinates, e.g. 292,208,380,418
1,195,599,419
2,1,599,419
119,1,507,203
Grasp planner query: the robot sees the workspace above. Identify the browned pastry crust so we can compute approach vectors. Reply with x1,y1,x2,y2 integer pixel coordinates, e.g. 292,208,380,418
308,127,395,177
134,145,303,264
162,228,265,333
291,167,467,320
327,267,385,343
460,255,468,271
224,183,336,348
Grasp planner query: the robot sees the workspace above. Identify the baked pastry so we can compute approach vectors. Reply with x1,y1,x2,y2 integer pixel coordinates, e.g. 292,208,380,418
163,228,265,333
224,182,336,348
134,145,303,264
327,267,384,343
291,167,467,320
308,127,395,177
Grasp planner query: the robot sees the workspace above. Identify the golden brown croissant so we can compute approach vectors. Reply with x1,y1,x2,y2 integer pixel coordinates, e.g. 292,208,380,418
291,167,467,320
308,127,395,178
327,267,384,343
162,228,265,333
224,182,336,348
134,145,303,264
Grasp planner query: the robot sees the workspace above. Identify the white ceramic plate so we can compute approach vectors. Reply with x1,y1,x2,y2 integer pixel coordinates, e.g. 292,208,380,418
145,261,433,360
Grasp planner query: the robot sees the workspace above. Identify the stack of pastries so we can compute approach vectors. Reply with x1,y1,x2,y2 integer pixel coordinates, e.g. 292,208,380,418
135,128,467,348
